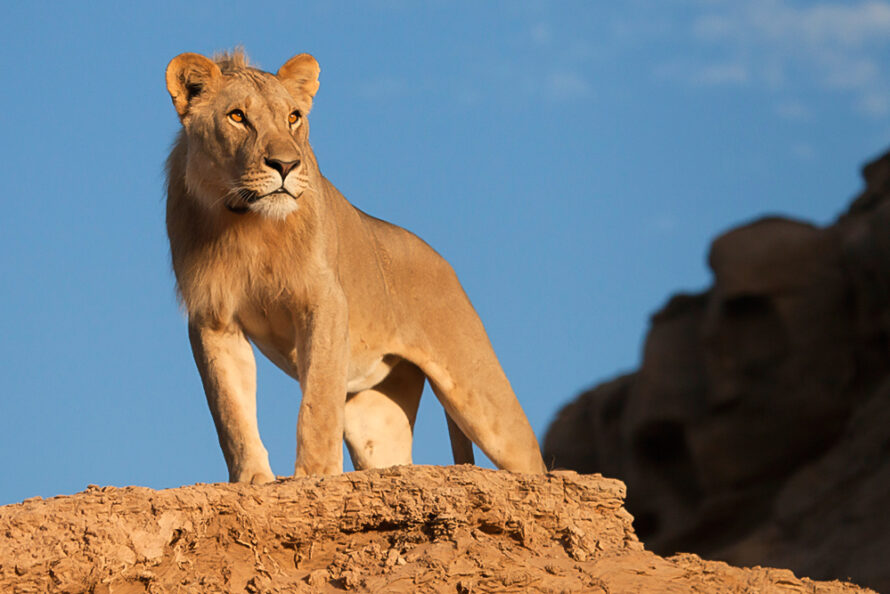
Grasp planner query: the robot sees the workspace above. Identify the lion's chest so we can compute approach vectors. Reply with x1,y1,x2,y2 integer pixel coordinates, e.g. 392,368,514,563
237,304,302,379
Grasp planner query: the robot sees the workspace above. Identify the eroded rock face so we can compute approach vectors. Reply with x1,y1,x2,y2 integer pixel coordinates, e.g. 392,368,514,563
545,149,890,591
0,466,871,593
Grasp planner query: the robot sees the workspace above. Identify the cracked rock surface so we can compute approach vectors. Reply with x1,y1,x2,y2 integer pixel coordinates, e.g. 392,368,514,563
0,465,872,593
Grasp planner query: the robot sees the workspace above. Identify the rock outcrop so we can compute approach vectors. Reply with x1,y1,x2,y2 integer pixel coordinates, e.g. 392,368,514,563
545,149,890,592
0,466,872,593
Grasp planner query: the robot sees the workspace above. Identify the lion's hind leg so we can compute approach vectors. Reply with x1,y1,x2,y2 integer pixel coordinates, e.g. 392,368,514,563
426,368,546,474
344,360,425,470
435,386,475,465
416,315,547,474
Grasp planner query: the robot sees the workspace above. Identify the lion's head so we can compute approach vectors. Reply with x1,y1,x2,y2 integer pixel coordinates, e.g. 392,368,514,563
165,50,320,220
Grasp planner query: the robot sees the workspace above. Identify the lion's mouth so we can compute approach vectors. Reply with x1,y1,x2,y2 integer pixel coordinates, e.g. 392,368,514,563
227,187,298,214
264,189,294,198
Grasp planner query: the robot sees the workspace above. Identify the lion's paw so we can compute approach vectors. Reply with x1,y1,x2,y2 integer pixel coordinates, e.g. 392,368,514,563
249,470,276,485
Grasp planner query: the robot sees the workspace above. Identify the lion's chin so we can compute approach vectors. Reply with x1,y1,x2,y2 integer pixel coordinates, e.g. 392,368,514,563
244,193,300,221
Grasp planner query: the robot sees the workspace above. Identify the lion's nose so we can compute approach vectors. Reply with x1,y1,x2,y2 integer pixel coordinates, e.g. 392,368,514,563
264,157,301,179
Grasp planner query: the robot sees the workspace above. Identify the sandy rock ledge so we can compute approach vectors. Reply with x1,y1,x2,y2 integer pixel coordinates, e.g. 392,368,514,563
0,465,872,593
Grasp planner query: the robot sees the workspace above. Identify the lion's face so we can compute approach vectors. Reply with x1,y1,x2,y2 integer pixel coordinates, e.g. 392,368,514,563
166,52,321,221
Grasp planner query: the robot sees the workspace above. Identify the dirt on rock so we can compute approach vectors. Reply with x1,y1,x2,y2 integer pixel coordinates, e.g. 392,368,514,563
0,465,872,593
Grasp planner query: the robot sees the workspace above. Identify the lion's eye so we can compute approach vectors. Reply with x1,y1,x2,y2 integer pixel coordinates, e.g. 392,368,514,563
288,111,301,125
228,109,246,123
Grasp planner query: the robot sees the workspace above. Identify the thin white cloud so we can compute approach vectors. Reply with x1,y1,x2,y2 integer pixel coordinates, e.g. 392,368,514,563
679,0,890,119
819,54,879,90
694,0,890,47
530,22,553,46
791,142,817,161
654,59,748,87
692,14,734,41
544,71,594,101
775,99,812,120
693,63,749,86
857,91,890,117
649,215,679,234
787,1,890,47
524,22,595,103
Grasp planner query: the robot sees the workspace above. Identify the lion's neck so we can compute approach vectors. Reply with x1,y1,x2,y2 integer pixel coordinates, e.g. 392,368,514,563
168,184,325,324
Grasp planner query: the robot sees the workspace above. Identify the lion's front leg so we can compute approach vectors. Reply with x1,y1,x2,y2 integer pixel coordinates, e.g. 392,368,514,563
293,290,350,476
188,319,275,484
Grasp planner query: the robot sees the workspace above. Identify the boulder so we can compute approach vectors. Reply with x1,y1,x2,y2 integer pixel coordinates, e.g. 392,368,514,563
545,148,890,591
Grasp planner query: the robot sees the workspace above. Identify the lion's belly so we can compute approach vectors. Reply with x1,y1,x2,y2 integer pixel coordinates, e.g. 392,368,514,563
346,354,400,393
237,303,401,392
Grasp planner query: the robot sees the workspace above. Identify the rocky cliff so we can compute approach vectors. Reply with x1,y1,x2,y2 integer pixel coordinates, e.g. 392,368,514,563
0,466,873,593
545,149,890,592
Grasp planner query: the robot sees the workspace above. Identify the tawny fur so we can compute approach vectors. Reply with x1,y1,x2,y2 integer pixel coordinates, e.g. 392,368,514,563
165,49,546,482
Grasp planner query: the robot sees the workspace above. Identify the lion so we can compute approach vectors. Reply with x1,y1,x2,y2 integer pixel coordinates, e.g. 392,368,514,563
164,49,547,483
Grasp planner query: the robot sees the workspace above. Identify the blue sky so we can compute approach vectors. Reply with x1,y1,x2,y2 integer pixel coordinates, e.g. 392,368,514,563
2,1,889,505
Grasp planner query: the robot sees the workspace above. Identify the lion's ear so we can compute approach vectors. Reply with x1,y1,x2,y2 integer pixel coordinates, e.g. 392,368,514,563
277,54,320,115
165,53,222,119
